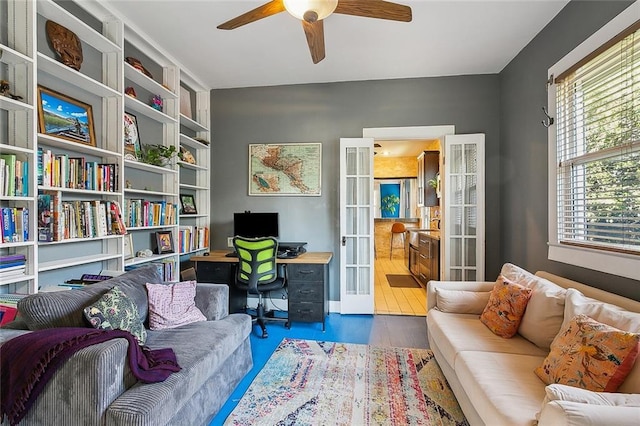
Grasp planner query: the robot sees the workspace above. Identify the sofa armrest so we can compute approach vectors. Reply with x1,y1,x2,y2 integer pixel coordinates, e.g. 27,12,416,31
427,280,495,311
16,338,133,425
195,283,229,320
538,400,640,425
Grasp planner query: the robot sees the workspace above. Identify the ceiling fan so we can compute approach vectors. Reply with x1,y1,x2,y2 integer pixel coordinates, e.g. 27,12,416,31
217,0,412,64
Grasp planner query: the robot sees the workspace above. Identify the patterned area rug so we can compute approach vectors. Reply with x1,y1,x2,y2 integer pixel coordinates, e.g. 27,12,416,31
224,338,468,426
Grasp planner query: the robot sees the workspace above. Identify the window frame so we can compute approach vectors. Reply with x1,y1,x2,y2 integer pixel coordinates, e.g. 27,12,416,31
547,2,640,281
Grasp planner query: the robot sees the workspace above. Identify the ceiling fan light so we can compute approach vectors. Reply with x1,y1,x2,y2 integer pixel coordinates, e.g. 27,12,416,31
283,0,338,22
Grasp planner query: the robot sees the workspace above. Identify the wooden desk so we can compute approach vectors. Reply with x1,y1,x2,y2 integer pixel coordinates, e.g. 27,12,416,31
192,251,333,330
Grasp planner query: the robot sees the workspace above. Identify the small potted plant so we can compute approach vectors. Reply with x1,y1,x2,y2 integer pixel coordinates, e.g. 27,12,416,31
139,144,177,167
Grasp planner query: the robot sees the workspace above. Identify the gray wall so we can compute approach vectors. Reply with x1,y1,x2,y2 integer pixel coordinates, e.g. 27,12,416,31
499,0,638,300
210,76,501,300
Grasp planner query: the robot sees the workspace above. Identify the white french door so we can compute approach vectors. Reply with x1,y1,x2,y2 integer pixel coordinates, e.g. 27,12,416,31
442,134,485,281
339,138,375,314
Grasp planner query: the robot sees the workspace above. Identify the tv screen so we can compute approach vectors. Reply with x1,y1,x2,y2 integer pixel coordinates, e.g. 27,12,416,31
233,212,279,239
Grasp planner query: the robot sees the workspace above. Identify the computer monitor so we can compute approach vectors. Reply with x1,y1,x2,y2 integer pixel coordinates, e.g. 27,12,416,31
233,212,279,239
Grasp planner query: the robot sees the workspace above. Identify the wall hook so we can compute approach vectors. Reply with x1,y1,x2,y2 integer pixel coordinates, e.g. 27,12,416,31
541,107,554,128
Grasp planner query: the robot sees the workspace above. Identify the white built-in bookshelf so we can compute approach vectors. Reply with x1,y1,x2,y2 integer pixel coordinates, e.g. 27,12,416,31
0,0,210,299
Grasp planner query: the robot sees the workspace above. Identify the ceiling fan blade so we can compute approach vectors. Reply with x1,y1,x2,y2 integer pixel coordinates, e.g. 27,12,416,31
334,0,412,22
302,20,325,64
217,0,286,30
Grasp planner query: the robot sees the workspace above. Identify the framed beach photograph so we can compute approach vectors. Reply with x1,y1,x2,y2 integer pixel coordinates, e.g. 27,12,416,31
123,112,141,161
37,86,96,146
154,230,174,254
180,194,197,214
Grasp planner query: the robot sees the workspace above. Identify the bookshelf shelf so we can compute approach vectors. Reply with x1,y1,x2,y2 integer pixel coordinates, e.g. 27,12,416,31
180,114,208,133
125,95,177,124
37,54,120,97
38,253,123,272
125,159,178,174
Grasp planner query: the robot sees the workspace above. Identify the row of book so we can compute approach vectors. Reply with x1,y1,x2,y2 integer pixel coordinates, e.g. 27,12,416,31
1,153,29,197
1,207,29,243
126,258,176,282
0,254,27,283
123,199,178,228
38,148,118,192
0,293,25,326
38,191,126,242
178,226,209,253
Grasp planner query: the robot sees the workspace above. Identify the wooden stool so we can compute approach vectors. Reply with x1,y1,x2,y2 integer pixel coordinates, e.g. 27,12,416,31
389,222,406,259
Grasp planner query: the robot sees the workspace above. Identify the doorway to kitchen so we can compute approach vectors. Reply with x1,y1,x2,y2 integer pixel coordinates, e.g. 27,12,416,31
372,140,438,316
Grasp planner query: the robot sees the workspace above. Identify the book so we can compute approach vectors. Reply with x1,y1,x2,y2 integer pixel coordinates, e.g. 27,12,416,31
2,207,14,243
38,193,53,242
0,261,26,269
0,153,16,196
42,190,63,241
0,254,26,263
0,304,18,326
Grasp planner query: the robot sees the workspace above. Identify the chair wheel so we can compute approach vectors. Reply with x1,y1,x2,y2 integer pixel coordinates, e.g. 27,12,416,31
261,330,268,338
285,322,291,329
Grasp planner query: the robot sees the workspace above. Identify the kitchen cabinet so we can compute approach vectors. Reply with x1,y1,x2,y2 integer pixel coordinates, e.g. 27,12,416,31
417,232,440,286
417,151,439,207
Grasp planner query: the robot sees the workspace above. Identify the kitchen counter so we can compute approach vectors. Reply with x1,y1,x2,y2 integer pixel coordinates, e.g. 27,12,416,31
374,218,420,223
407,229,440,240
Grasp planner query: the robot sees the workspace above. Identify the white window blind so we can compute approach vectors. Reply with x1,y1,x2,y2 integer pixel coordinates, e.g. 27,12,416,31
554,21,639,255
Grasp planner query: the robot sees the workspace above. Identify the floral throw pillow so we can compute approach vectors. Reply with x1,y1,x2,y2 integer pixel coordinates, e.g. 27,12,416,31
480,275,532,338
83,286,147,345
535,314,640,392
145,281,206,330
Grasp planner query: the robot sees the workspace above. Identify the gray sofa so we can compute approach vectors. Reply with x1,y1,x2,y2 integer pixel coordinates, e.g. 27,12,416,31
0,265,253,426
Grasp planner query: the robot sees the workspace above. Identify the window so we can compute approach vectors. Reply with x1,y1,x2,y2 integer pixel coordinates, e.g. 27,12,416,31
548,3,639,280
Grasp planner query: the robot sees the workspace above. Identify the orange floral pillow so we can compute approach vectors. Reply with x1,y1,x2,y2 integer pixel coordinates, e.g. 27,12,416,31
480,276,532,338
535,314,640,392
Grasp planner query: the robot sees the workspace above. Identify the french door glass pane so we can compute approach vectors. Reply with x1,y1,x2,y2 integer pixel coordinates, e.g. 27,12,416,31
465,144,477,173
465,237,477,266
358,177,370,203
451,145,463,173
451,237,462,266
451,206,462,236
345,207,356,234
450,269,462,280
464,175,477,204
465,270,477,281
358,147,371,174
346,147,357,175
465,207,477,235
358,267,371,294
359,237,370,266
346,237,356,264
346,177,357,204
345,267,357,294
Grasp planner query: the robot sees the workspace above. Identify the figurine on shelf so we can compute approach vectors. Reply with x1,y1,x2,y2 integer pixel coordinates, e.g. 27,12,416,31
0,80,23,101
150,95,163,111
125,57,153,78
125,86,137,98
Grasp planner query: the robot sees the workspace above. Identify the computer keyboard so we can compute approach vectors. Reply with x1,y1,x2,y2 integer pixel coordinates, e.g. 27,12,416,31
224,251,238,258
277,251,298,259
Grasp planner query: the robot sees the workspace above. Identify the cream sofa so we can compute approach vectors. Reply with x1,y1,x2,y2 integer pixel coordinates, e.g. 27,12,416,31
426,263,640,426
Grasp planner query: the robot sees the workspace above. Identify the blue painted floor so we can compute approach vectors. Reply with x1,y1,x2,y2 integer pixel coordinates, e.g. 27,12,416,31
210,313,425,425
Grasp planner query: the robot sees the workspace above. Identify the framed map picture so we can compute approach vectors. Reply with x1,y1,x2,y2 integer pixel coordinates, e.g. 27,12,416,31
248,143,322,196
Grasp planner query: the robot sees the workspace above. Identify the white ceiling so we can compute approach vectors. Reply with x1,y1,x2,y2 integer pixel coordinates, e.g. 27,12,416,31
99,0,570,90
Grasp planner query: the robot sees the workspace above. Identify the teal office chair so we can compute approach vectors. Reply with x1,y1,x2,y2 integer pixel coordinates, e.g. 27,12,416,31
233,236,288,338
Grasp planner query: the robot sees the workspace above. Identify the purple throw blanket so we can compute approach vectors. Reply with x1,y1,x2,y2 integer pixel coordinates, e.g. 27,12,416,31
0,327,181,425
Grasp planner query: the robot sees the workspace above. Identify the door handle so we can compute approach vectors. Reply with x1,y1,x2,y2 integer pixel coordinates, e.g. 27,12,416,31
342,236,346,246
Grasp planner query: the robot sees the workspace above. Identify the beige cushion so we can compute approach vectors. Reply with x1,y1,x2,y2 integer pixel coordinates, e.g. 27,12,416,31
501,263,567,349
455,351,547,426
564,288,640,394
435,289,490,314
538,400,640,426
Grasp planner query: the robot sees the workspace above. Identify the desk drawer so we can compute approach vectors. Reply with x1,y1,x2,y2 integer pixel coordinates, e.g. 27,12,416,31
287,264,324,281
288,282,324,303
196,262,233,283
288,302,325,322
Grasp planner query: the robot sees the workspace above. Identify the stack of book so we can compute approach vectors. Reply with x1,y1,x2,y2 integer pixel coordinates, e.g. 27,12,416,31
0,293,25,326
0,254,26,280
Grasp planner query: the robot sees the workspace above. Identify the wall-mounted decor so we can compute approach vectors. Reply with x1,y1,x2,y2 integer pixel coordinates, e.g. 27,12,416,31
46,20,83,70
123,112,141,161
248,143,322,196
154,230,174,254
37,86,95,147
124,233,134,260
180,194,197,214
